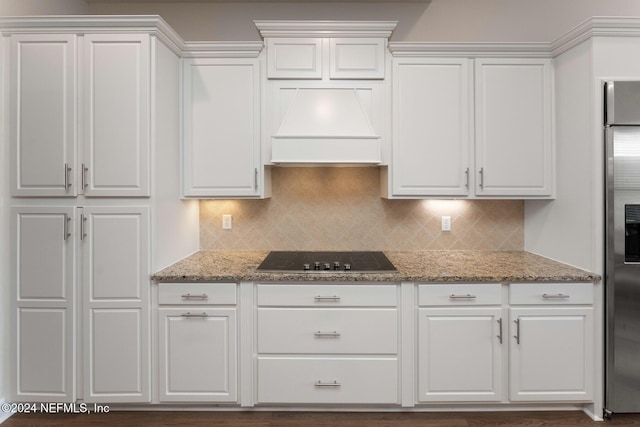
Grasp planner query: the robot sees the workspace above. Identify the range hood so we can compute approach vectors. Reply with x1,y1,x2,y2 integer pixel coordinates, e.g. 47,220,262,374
271,88,381,165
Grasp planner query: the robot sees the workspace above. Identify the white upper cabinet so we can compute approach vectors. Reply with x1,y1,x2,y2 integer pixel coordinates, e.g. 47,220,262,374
392,58,472,196
386,50,554,199
10,34,77,197
266,38,322,79
83,34,150,197
9,32,151,198
330,38,386,79
182,55,264,198
475,58,553,197
266,37,385,80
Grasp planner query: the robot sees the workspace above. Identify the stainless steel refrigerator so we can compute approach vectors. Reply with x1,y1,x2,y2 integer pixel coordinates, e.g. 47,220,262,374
605,80,640,415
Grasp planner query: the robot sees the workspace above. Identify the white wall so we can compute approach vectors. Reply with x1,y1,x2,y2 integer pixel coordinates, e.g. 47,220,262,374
0,0,89,15
86,0,640,42
525,40,595,271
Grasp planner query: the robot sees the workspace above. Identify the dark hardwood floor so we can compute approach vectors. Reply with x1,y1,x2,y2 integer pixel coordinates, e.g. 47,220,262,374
4,411,640,427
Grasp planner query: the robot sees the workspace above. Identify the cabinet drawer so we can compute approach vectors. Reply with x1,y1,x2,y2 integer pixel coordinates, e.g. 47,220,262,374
257,284,397,307
158,283,236,305
257,357,398,404
418,284,502,306
258,308,397,354
509,283,593,305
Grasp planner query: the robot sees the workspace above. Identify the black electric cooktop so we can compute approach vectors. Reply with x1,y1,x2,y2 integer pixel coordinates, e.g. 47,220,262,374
257,251,397,273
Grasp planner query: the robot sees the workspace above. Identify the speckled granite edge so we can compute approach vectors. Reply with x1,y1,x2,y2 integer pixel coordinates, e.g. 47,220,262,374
151,250,601,283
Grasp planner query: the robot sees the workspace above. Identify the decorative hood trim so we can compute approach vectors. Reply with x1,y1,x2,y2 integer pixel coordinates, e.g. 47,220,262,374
271,88,381,165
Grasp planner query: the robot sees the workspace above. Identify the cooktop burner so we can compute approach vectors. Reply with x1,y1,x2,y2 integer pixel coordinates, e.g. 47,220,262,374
257,251,397,273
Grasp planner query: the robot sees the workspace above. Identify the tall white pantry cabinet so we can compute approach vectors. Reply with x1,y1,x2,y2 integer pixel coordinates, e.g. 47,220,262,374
2,17,199,403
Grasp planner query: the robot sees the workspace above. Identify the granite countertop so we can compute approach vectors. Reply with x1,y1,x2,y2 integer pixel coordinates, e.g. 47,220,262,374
151,250,600,283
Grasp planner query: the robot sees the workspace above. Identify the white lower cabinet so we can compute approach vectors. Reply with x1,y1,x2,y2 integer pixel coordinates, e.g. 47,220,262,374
10,207,75,402
82,207,150,403
417,284,503,402
11,206,150,404
255,283,399,405
158,283,237,403
417,282,594,404
508,283,594,402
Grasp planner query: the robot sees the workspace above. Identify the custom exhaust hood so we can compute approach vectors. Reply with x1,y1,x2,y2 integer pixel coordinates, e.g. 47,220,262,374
271,88,381,165
256,20,396,166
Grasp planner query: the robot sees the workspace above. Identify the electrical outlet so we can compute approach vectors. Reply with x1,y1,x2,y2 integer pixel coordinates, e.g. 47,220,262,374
441,216,451,232
222,214,232,230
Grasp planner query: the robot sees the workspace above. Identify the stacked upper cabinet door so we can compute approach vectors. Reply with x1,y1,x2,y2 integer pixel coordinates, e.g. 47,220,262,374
10,34,78,197
82,34,150,197
10,33,150,198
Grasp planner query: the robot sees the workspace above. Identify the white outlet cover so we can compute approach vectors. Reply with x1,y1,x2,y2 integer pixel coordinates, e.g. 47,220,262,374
222,214,232,230
441,216,451,232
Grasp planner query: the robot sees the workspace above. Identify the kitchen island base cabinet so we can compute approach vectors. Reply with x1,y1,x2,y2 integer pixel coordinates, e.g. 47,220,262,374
257,358,398,404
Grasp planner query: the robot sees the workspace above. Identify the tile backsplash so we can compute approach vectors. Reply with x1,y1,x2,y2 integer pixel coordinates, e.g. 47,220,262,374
200,167,523,251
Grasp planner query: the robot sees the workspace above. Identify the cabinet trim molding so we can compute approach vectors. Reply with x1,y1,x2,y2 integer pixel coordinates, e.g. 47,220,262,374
254,20,397,38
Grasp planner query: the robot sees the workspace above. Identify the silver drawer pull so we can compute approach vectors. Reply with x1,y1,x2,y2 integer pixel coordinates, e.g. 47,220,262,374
315,380,341,388
542,293,570,299
181,293,208,300
449,294,477,299
314,331,341,338
314,295,341,302
181,312,208,318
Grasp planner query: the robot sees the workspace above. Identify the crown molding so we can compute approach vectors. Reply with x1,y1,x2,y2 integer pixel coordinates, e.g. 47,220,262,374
389,42,551,58
254,20,397,38
182,41,264,58
552,16,640,56
0,15,185,55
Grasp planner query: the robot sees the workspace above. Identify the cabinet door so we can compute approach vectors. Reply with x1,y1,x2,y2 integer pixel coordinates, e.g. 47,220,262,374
266,38,322,79
392,58,471,196
330,38,385,79
475,59,553,197
83,34,150,197
182,58,260,197
418,307,503,402
509,307,594,401
82,207,150,403
10,34,77,197
158,308,237,402
10,207,75,402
